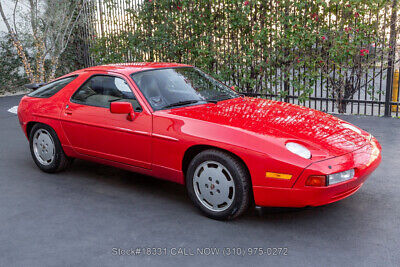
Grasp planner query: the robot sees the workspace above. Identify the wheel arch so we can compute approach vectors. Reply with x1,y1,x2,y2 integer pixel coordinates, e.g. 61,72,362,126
182,145,251,181
26,121,62,142
26,121,39,138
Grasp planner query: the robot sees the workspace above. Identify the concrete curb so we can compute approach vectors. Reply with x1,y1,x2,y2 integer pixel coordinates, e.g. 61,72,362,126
0,90,29,97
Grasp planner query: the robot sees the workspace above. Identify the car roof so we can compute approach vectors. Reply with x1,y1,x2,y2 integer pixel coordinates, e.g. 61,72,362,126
71,62,193,76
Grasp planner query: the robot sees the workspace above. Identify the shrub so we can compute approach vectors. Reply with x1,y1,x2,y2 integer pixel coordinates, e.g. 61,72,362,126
91,0,392,113
0,34,28,94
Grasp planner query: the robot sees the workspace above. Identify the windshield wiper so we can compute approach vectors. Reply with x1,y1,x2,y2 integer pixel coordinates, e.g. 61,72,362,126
207,95,235,103
162,100,204,109
207,92,241,103
109,98,122,102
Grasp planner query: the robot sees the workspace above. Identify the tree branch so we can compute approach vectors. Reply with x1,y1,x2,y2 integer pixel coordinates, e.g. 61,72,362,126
13,0,18,37
0,0,34,82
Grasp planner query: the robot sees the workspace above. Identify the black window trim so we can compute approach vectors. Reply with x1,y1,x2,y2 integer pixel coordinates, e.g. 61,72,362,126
70,73,143,112
129,66,194,76
27,75,78,98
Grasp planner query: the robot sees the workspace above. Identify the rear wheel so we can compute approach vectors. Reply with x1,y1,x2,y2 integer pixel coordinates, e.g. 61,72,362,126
29,123,72,173
186,149,251,220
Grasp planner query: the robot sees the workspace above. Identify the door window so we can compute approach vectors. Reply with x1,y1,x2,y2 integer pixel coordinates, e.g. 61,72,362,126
71,75,142,111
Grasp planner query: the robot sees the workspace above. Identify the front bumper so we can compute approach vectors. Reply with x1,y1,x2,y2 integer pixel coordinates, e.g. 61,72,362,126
253,137,381,207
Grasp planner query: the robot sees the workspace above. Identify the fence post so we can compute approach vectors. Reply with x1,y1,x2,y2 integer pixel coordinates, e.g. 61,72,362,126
385,0,398,117
392,70,399,112
385,67,394,117
98,0,105,38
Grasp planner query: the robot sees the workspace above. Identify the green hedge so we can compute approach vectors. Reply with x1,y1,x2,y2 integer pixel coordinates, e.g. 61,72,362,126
0,34,28,94
91,0,391,110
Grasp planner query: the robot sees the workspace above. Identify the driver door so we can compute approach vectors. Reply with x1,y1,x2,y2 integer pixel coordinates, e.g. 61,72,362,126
60,73,152,169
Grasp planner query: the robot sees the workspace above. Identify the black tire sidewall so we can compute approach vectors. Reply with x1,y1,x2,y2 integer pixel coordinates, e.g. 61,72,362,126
186,150,249,220
29,123,66,173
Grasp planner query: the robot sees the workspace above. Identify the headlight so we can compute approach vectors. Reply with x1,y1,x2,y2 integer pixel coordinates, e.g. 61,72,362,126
328,169,355,185
342,123,361,134
285,142,311,159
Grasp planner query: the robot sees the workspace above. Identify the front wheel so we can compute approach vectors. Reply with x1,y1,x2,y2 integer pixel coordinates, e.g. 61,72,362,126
29,123,72,173
186,149,251,220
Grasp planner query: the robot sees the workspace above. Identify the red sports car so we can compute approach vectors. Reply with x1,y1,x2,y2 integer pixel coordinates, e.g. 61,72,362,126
17,63,381,220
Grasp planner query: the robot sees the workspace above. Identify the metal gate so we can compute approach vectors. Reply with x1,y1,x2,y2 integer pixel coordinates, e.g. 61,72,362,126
77,0,400,117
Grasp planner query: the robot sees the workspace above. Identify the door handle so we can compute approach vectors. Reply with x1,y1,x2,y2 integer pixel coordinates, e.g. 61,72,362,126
65,104,72,115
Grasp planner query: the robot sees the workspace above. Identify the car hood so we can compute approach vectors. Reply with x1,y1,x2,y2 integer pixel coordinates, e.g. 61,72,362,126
167,97,370,158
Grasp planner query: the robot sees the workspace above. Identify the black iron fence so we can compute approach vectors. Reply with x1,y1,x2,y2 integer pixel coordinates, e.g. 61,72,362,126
78,0,400,117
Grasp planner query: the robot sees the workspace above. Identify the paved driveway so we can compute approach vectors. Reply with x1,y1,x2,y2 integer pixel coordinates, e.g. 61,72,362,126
0,95,399,266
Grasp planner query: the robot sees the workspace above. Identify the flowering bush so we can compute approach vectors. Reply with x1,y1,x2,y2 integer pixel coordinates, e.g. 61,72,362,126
91,0,392,113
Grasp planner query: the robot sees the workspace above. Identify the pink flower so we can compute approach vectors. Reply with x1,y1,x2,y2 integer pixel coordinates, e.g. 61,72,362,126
177,6,181,11
244,1,249,6
321,36,326,41
345,27,352,32
356,29,359,33
311,13,319,21
360,49,369,56
354,12,359,18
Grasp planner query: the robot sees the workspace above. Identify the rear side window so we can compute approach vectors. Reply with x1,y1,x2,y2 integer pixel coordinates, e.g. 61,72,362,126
28,76,77,98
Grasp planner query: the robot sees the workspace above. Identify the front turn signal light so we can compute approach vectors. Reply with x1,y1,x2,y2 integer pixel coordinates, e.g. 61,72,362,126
305,175,327,187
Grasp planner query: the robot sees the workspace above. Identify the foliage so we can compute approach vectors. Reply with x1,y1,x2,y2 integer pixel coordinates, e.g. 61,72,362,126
0,33,28,94
56,25,88,77
91,0,393,113
0,0,88,83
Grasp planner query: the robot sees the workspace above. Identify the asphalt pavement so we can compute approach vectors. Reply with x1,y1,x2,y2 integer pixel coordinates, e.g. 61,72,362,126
0,95,399,266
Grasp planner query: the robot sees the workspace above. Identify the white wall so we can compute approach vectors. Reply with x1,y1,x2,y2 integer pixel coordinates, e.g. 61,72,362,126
0,0,28,35
0,0,13,33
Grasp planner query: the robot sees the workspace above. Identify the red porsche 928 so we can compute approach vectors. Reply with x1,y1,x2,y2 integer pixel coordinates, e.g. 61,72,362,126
17,63,381,220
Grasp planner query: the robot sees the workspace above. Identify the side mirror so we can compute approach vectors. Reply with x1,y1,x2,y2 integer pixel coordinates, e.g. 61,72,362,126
110,102,135,121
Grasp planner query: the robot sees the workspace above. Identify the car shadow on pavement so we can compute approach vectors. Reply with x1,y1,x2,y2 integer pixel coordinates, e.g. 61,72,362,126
66,159,190,205
64,158,349,224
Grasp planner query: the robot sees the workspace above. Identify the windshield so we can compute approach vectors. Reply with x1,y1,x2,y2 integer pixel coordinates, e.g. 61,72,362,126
130,67,238,110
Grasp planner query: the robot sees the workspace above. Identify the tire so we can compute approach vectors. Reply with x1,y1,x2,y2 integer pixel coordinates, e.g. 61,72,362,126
186,149,251,220
29,123,72,173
